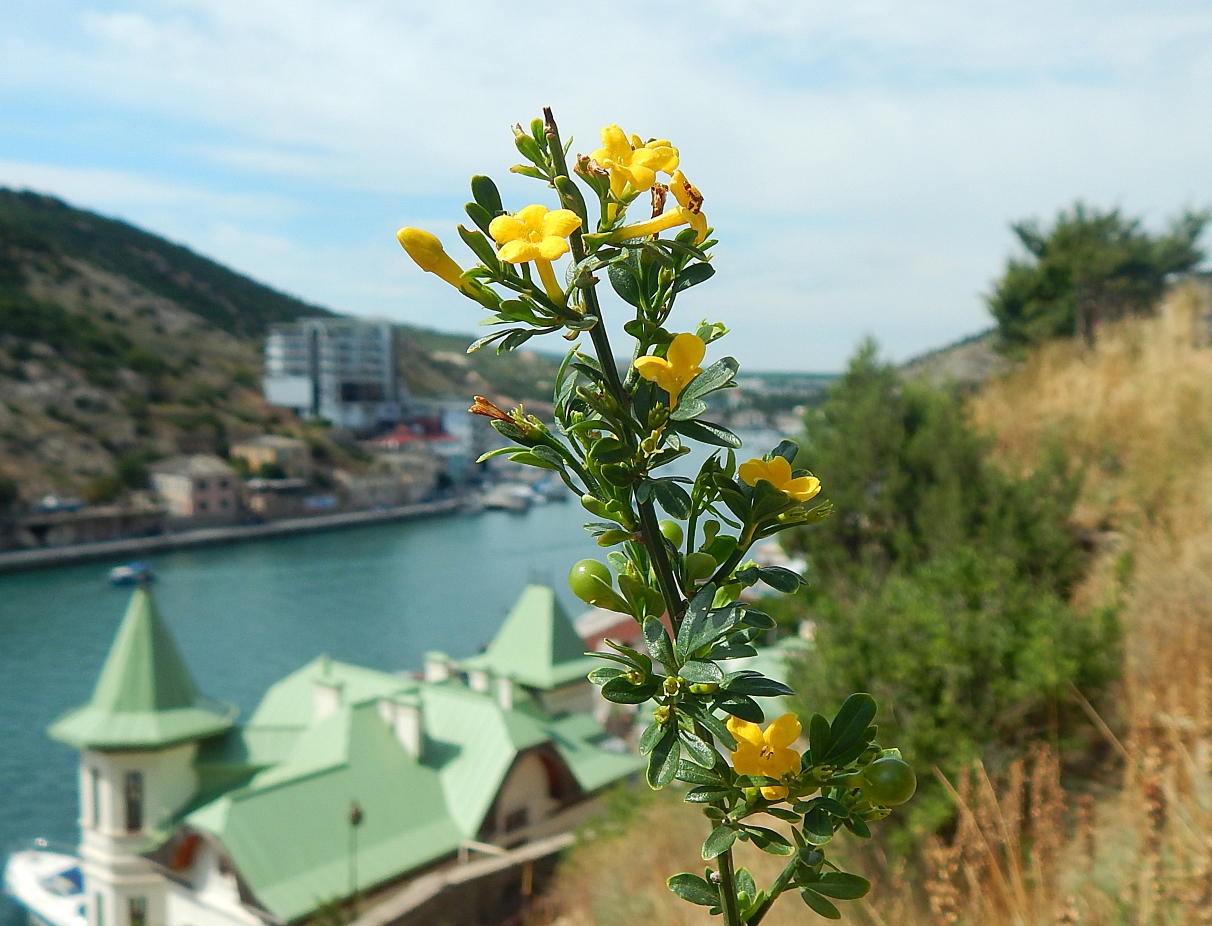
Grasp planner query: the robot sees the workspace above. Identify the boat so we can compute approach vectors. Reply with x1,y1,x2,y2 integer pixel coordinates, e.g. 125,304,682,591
108,562,155,586
3,844,87,926
481,484,533,513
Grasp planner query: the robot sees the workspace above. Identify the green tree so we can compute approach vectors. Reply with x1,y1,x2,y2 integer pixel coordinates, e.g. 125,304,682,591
784,342,1118,836
988,203,1206,353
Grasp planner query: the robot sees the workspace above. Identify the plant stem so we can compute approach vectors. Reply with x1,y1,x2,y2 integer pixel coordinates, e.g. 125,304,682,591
544,106,686,625
745,856,799,926
717,847,743,926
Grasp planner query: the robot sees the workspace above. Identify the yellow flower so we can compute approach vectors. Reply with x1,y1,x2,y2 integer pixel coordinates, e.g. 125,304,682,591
396,227,468,291
608,170,708,244
591,125,679,199
728,713,802,800
738,456,821,502
489,204,582,303
633,333,705,408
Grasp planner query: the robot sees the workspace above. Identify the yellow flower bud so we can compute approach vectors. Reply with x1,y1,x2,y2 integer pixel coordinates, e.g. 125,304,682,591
396,227,467,291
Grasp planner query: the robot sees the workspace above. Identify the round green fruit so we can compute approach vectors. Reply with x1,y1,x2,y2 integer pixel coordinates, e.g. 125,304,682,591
569,559,613,605
658,519,683,547
683,551,717,582
861,757,917,806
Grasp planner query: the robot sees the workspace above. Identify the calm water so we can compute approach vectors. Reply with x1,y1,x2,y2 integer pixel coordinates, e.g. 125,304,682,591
0,501,598,921
0,429,780,923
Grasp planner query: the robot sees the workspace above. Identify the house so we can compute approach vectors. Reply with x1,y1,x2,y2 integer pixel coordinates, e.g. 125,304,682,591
43,584,639,926
148,456,240,523
229,436,312,481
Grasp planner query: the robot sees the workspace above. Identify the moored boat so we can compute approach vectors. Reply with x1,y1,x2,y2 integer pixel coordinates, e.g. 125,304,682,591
108,562,155,586
3,844,86,926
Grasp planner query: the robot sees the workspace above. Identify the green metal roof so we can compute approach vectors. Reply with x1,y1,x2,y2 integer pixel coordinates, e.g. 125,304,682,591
460,585,598,689
184,653,640,922
48,587,236,750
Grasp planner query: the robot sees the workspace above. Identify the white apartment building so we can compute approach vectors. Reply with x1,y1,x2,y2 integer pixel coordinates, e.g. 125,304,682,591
262,318,402,431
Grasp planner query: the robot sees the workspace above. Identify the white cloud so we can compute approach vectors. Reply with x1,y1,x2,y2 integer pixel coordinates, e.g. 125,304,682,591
1,0,1210,368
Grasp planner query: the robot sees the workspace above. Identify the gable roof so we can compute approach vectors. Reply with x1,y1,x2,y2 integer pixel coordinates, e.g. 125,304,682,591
460,585,598,689
48,587,236,750
186,656,641,922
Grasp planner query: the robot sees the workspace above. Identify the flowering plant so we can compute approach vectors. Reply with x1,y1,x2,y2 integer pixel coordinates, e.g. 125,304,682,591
397,109,914,924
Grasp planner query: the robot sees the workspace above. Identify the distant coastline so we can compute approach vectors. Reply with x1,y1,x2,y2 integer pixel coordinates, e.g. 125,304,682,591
0,497,462,574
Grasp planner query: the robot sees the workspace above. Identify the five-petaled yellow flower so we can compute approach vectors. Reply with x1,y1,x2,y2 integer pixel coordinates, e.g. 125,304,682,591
591,125,679,199
633,333,705,409
738,455,821,502
728,713,802,800
489,204,582,302
396,227,469,292
609,170,708,244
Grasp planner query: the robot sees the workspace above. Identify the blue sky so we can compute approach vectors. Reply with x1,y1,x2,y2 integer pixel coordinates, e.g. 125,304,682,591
2,1,1210,370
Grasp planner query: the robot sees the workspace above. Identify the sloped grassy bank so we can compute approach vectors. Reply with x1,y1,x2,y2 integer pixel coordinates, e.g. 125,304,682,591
530,282,1212,926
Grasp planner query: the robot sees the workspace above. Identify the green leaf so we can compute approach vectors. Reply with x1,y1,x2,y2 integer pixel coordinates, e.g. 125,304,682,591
669,418,743,448
808,713,831,763
799,889,841,919
464,201,494,237
673,262,716,293
679,660,724,685
667,873,719,907
638,720,665,755
676,760,725,785
668,396,708,421
553,175,588,226
591,436,631,465
647,729,681,789
744,826,796,856
644,616,677,672
701,824,738,860
600,676,658,704
587,666,625,685
724,674,794,698
456,224,500,271
810,873,871,900
827,693,877,762
802,807,835,845
844,816,872,839
757,565,804,592
679,728,718,768
608,260,642,308
684,785,732,803
602,639,652,674
682,702,737,750
679,357,739,406
770,439,799,464
652,478,692,519
716,694,764,723
470,175,503,215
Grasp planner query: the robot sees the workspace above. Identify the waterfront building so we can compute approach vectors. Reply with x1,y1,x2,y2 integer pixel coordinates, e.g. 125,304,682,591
148,457,240,524
263,319,402,431
228,436,312,481
32,584,638,926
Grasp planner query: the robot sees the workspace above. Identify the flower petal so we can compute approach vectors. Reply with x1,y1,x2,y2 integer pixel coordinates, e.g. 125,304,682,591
786,476,822,502
541,209,582,239
731,742,764,777
537,236,570,261
667,333,706,373
727,715,766,748
737,459,769,488
599,125,630,160
765,712,802,749
488,215,526,245
623,164,657,192
633,356,672,385
760,785,789,801
765,456,793,487
771,746,802,777
515,204,548,236
497,239,539,264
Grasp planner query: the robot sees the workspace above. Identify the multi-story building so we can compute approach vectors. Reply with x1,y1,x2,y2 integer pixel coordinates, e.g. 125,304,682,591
228,435,312,480
148,456,240,523
262,318,402,431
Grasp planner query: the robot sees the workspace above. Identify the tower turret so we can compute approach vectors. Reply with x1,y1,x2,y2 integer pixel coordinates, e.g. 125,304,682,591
48,586,236,926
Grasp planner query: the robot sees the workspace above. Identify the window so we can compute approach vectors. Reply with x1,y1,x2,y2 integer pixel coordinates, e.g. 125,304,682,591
219,479,229,489
198,501,209,512
90,768,100,828
504,807,529,833
128,897,146,926
124,771,143,833
197,479,208,490
219,499,229,509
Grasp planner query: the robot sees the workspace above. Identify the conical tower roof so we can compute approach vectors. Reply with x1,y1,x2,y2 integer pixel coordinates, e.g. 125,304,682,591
461,584,597,690
49,586,236,750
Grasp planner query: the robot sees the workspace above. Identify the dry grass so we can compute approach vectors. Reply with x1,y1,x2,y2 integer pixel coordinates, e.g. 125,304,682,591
534,282,1212,925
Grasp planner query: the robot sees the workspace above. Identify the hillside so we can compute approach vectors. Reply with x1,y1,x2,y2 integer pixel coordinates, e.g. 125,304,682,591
0,188,560,501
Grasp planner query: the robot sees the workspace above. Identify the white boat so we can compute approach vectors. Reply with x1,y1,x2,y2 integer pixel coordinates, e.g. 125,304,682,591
108,562,155,586
481,484,533,513
4,846,87,926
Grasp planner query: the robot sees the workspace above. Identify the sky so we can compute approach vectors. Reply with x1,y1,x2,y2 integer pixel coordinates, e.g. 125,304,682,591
1,1,1210,371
